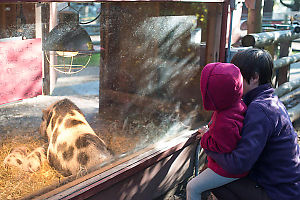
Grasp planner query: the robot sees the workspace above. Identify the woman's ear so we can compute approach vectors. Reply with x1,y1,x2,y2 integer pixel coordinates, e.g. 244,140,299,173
251,72,260,85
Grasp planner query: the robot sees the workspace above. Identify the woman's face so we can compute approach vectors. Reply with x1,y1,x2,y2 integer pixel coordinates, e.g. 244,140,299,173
243,78,251,96
243,75,259,96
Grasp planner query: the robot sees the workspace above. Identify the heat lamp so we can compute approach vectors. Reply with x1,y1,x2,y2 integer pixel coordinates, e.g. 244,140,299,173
43,4,94,74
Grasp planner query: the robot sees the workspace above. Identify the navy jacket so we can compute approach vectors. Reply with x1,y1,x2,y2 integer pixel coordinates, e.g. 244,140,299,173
205,84,300,200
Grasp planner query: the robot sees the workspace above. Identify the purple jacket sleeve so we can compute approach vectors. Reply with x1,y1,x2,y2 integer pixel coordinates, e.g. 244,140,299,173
205,104,273,174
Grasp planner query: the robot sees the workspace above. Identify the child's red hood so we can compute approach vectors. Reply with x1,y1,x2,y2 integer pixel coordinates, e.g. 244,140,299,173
200,62,243,111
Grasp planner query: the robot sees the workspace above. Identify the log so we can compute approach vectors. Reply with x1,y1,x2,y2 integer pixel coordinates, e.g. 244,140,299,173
247,0,262,34
280,87,300,105
276,41,291,86
242,30,300,48
274,78,300,97
274,53,300,70
287,103,300,122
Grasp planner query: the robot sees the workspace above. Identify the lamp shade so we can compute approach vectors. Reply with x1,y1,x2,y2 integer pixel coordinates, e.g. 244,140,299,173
43,11,94,52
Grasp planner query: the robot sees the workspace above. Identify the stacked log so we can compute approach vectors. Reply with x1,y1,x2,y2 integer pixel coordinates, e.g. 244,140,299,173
273,53,300,70
242,30,300,48
275,77,300,122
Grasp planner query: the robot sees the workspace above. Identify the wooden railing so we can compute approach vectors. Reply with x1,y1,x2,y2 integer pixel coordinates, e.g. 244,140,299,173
240,29,300,122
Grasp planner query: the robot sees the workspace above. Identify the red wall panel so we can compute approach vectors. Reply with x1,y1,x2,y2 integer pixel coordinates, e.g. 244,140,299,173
0,38,42,105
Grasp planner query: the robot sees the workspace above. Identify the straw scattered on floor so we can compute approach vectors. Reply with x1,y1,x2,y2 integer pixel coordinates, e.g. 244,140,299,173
0,135,63,200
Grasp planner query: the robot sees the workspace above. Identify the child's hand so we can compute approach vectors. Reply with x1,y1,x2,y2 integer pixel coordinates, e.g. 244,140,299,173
196,125,209,139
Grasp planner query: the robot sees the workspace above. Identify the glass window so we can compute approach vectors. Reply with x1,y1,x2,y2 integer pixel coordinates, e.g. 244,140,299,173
0,2,220,199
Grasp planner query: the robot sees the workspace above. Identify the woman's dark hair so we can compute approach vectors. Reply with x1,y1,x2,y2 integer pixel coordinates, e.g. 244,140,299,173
231,48,273,85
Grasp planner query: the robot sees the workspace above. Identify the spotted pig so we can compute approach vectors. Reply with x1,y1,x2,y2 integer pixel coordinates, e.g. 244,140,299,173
4,146,46,172
40,98,112,176
22,147,46,172
4,146,29,169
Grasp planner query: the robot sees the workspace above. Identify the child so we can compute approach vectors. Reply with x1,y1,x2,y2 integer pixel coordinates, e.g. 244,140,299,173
186,62,248,200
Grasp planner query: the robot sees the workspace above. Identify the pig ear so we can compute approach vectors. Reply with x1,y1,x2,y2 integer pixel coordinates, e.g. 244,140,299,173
41,109,47,120
42,109,47,116
41,107,53,127
42,108,52,118
42,108,49,115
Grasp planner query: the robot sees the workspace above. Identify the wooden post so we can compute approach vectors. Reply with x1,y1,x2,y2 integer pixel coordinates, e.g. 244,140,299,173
206,3,223,63
35,3,50,95
0,4,6,37
265,43,279,86
277,41,291,86
49,3,58,94
99,3,121,108
247,0,263,34
263,0,274,18
219,1,229,62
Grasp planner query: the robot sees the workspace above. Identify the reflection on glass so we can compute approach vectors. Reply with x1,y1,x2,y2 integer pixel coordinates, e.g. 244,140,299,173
0,2,210,199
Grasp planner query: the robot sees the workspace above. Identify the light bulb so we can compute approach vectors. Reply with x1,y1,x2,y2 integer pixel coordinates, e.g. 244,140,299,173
56,51,79,57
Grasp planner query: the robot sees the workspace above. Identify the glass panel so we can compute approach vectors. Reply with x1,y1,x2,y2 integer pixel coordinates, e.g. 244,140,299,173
0,2,214,199
99,1,208,153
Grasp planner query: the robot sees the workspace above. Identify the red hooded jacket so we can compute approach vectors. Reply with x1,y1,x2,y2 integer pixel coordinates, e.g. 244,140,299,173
200,62,248,178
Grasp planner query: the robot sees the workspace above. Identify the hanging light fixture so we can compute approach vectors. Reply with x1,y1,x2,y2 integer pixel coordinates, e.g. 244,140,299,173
43,3,94,74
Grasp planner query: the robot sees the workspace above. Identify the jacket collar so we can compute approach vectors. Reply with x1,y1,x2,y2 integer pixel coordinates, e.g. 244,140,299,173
243,83,274,106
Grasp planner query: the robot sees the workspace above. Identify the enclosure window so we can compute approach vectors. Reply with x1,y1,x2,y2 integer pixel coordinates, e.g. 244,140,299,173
0,1,214,199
